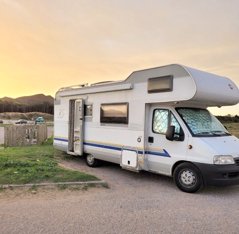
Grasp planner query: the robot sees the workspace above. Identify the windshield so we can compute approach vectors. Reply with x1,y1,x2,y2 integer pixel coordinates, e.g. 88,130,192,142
176,108,230,137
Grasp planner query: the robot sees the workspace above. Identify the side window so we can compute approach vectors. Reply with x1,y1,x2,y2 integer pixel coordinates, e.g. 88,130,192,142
153,109,183,139
153,109,169,134
85,104,93,117
100,103,128,124
148,76,173,93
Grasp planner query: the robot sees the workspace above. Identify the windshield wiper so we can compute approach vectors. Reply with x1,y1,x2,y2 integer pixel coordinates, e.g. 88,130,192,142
196,131,230,136
211,131,231,136
196,131,214,135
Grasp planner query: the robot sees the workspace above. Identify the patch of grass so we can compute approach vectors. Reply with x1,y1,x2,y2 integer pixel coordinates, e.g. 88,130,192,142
0,145,98,185
224,122,239,138
42,136,53,145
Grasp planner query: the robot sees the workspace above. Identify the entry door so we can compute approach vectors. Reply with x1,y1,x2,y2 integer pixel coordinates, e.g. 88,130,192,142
146,106,187,175
74,99,84,155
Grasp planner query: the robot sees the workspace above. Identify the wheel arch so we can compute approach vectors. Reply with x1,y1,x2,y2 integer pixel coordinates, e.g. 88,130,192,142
171,160,202,176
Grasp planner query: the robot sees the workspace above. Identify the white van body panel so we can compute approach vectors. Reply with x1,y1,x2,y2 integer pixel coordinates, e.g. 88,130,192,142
183,66,239,106
201,136,239,157
57,64,239,107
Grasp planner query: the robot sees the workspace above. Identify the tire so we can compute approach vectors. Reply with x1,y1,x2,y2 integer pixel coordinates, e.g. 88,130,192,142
85,154,101,167
173,162,204,193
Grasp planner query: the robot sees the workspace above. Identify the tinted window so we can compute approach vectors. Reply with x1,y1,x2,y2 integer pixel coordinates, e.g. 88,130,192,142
85,104,93,117
100,103,128,124
148,75,173,93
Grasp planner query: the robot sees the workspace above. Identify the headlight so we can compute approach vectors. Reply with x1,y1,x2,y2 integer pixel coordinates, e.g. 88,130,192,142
213,155,235,165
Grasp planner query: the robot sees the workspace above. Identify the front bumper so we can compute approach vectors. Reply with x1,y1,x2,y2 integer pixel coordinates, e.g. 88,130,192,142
194,162,239,186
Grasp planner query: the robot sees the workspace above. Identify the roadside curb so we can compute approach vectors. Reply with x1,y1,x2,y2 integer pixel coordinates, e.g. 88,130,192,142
0,180,108,190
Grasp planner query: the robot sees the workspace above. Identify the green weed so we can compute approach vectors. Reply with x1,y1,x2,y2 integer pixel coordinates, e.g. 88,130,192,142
0,145,98,185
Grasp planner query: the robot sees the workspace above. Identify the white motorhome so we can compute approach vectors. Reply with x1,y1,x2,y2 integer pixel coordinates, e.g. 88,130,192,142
54,64,239,193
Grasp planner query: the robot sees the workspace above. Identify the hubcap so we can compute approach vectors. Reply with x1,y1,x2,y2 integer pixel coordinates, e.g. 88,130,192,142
179,169,196,187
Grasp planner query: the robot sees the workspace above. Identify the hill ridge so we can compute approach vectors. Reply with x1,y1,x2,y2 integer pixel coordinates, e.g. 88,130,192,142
0,94,54,114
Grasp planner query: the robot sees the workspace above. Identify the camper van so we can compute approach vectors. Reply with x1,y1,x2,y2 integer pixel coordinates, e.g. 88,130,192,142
54,64,239,193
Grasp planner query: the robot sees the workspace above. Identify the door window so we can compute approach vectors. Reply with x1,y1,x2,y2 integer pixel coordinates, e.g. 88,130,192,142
153,109,169,134
153,109,183,138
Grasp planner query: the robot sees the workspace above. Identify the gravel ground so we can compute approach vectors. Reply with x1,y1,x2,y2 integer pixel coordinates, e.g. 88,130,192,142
0,158,239,234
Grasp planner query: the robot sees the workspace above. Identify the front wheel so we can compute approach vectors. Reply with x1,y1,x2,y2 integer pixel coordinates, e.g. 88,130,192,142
85,154,101,167
173,162,204,193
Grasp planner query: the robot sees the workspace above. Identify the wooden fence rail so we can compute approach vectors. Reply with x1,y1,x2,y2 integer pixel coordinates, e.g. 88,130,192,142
4,125,47,147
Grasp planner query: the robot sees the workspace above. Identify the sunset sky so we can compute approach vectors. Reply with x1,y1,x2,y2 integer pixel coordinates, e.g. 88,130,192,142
0,0,238,115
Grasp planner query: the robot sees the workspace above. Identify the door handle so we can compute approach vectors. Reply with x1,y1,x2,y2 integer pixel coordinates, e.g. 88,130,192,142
148,136,154,143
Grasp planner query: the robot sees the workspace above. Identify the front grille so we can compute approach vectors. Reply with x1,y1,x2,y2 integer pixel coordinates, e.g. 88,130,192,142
234,157,239,166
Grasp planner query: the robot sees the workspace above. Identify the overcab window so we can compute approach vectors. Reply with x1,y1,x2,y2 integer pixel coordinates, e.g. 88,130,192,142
148,75,173,93
100,103,129,124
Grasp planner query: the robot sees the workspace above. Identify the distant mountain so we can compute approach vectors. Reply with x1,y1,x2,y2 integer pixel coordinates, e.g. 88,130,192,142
15,94,54,106
1,97,15,102
0,94,54,114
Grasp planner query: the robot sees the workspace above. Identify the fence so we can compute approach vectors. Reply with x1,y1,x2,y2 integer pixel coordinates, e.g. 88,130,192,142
4,125,48,147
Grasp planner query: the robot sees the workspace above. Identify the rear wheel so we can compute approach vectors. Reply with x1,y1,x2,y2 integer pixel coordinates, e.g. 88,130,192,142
173,162,204,193
85,154,101,167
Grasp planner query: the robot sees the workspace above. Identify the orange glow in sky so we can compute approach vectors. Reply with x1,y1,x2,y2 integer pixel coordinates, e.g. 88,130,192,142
0,0,238,115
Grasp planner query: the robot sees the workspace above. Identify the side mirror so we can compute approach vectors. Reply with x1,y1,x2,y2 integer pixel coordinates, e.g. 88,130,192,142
166,126,175,141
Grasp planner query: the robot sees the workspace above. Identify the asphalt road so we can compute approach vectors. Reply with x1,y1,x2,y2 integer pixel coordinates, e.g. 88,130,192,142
0,158,239,234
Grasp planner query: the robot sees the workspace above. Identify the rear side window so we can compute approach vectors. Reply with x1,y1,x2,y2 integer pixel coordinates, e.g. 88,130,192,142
100,103,128,124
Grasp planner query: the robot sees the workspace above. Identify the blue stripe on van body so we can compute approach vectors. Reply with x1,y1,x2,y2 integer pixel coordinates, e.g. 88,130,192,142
145,150,170,157
83,142,122,151
54,138,170,157
54,138,68,142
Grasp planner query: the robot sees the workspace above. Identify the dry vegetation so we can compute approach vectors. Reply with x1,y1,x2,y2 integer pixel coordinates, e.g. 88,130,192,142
224,122,239,138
